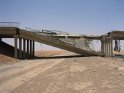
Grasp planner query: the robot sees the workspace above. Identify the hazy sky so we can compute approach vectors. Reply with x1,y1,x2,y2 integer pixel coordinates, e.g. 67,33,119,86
1,0,124,50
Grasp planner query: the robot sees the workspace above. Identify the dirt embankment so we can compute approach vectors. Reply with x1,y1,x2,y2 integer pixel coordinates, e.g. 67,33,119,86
0,41,16,64
0,41,67,64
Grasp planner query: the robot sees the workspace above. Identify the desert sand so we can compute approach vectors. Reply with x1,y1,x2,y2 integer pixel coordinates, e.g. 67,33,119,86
0,51,124,93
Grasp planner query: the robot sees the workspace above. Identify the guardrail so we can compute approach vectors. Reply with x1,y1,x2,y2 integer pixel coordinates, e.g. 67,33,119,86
0,22,20,27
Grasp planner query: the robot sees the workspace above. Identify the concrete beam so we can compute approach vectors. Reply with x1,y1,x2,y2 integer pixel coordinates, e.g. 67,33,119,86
0,27,17,35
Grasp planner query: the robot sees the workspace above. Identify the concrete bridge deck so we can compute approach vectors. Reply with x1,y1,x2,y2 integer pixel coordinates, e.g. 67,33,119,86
0,27,103,59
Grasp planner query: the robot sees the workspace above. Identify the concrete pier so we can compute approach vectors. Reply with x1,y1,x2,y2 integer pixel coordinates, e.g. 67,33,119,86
13,37,35,59
14,35,18,59
19,38,22,59
0,38,2,42
29,40,32,57
101,39,113,57
27,39,29,58
23,38,26,59
32,41,35,57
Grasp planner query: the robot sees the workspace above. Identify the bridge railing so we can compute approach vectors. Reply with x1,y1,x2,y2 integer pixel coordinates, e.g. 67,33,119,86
0,22,20,27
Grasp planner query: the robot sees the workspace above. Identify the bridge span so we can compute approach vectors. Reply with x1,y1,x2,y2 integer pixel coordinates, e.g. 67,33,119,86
0,27,104,59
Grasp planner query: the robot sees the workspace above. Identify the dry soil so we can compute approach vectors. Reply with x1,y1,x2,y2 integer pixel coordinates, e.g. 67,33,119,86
0,51,124,93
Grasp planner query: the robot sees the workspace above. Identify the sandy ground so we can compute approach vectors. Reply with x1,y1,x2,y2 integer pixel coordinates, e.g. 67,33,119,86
35,50,70,57
0,54,16,64
0,52,124,93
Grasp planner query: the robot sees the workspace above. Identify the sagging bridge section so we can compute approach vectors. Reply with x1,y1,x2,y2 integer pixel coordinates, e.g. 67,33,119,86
0,27,124,59
0,27,102,59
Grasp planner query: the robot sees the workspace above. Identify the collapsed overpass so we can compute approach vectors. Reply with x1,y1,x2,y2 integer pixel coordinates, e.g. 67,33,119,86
0,27,103,59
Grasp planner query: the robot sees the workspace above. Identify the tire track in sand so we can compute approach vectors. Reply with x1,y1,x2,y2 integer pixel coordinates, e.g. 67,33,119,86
0,59,64,93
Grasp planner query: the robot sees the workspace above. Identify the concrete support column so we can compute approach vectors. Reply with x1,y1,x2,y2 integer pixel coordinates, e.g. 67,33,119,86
107,40,110,57
19,38,22,59
30,40,32,57
104,39,108,57
27,39,30,58
101,39,113,57
106,40,109,57
103,39,113,57
23,38,26,59
109,39,113,57
32,41,35,57
110,39,113,56
108,40,110,56
104,40,107,57
106,39,113,57
0,38,2,42
101,40,104,52
14,35,18,59
103,40,105,55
